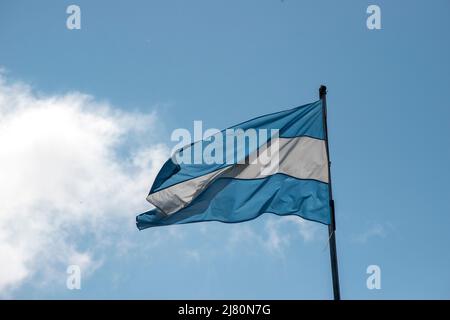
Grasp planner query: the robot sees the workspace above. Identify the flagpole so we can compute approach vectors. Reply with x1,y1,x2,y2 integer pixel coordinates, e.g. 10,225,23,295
319,85,341,300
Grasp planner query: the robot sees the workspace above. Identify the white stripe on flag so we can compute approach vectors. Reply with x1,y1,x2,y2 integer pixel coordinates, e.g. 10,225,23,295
147,136,328,215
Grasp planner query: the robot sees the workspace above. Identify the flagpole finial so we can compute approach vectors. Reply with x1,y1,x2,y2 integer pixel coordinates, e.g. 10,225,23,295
319,85,327,99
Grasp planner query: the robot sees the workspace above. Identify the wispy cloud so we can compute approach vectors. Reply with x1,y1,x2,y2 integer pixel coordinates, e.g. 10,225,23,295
227,215,322,255
353,222,393,244
184,249,201,262
0,73,168,295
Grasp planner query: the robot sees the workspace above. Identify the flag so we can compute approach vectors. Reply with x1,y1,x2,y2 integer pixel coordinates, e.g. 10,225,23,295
136,100,331,230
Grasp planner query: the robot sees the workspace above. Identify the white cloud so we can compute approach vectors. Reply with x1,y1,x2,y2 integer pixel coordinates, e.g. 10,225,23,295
353,222,393,244
184,249,201,262
0,74,168,295
227,216,322,255
264,216,319,252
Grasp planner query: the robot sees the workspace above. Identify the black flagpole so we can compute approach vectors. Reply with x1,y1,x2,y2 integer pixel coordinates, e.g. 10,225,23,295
319,85,341,300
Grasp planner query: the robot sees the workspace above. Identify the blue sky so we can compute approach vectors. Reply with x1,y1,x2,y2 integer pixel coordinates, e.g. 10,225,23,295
0,0,449,299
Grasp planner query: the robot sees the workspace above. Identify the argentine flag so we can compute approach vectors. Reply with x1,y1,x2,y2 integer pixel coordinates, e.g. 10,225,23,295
136,100,331,230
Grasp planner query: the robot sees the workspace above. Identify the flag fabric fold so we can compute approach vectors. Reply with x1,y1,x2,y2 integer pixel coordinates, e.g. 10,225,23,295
136,100,331,230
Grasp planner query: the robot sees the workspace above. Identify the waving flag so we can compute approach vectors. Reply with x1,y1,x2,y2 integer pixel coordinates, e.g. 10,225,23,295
136,100,331,230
